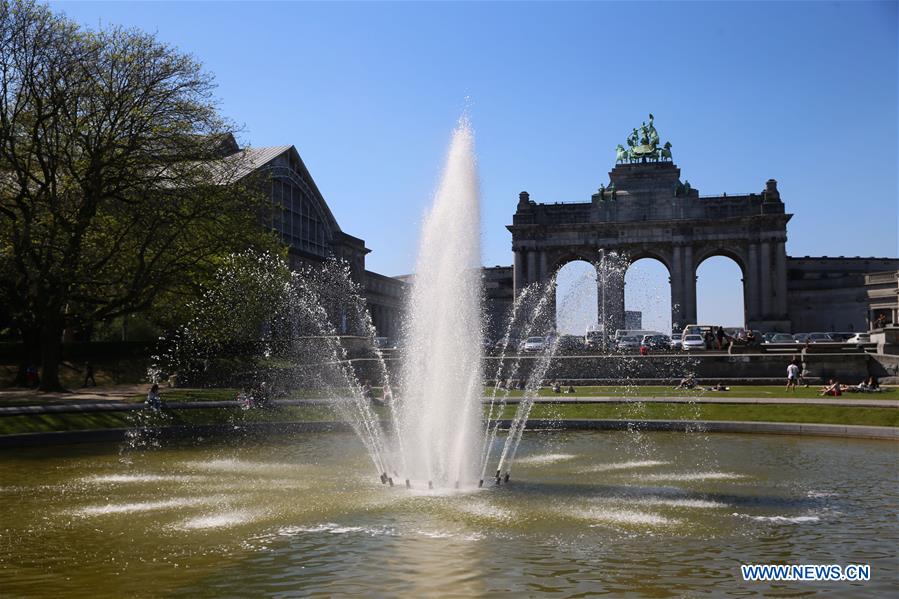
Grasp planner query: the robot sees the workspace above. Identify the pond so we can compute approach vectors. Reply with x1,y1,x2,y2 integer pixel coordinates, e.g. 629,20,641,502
1,430,895,596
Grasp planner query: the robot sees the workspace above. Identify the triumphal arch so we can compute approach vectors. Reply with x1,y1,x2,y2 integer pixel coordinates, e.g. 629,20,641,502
507,115,792,333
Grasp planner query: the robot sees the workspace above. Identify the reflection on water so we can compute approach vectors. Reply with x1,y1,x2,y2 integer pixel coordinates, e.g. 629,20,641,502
1,431,896,597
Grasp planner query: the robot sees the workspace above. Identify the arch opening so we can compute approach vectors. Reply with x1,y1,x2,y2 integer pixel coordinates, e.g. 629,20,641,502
625,258,672,335
696,255,746,329
555,260,598,336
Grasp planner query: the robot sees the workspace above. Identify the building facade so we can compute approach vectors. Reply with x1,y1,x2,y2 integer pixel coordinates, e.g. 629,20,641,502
224,137,406,339
865,270,899,328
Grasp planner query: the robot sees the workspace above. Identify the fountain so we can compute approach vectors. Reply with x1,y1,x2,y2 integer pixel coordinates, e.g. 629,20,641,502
395,117,484,488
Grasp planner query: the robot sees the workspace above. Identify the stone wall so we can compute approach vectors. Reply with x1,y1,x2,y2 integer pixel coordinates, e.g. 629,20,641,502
350,351,874,386
787,257,899,332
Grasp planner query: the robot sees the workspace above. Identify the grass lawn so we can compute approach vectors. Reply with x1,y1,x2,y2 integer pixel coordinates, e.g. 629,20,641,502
0,404,337,435
154,385,899,403
501,402,899,428
485,385,899,400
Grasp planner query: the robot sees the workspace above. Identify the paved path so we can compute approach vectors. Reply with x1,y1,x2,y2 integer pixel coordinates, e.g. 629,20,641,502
517,396,899,408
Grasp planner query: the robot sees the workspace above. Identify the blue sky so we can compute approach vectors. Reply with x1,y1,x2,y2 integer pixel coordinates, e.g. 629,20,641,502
53,1,897,332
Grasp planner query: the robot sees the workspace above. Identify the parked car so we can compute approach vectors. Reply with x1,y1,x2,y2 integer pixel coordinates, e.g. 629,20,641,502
558,335,584,352
522,336,547,352
793,333,810,343
807,332,835,343
617,335,642,351
764,333,796,344
828,332,854,342
681,334,706,351
641,334,671,351
846,333,871,344
670,333,683,350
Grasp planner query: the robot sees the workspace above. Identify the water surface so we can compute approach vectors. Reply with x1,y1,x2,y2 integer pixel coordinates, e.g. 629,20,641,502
1,431,895,597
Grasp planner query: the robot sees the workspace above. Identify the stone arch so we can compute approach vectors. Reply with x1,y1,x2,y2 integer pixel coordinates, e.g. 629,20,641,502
549,249,601,276
626,246,674,273
692,245,749,279
555,259,599,335
695,251,747,328
625,256,674,334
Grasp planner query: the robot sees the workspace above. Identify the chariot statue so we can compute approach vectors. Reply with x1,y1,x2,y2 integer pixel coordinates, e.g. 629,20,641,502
615,113,670,164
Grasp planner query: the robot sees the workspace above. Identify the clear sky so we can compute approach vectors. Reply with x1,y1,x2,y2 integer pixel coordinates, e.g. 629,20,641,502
52,1,898,332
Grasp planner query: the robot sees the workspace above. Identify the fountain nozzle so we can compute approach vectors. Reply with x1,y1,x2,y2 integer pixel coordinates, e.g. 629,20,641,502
504,473,510,483
428,480,433,490
478,480,484,488
380,473,388,485
388,477,394,487
405,479,411,489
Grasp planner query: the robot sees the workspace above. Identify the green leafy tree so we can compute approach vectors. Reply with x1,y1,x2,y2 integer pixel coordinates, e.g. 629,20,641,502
0,0,279,389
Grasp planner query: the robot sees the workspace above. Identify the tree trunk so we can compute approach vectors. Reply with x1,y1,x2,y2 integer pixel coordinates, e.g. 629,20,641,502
38,318,66,392
12,327,41,387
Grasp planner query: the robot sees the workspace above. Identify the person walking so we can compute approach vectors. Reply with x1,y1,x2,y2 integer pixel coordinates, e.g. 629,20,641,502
715,326,726,350
786,361,799,392
83,362,96,387
146,383,163,410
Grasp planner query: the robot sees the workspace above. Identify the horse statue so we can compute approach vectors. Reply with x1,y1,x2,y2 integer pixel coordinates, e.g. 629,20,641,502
660,141,673,161
615,144,629,164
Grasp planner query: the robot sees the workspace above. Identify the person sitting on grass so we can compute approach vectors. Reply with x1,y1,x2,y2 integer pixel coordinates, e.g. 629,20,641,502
551,380,562,393
565,385,576,394
868,376,880,391
711,382,730,391
820,379,842,397
675,375,696,389
852,376,881,393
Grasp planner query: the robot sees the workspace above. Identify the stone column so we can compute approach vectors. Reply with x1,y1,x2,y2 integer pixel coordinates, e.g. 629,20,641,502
760,242,772,316
539,251,549,283
513,250,526,295
527,251,537,286
774,241,788,318
670,245,685,330
683,245,697,324
746,243,760,325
